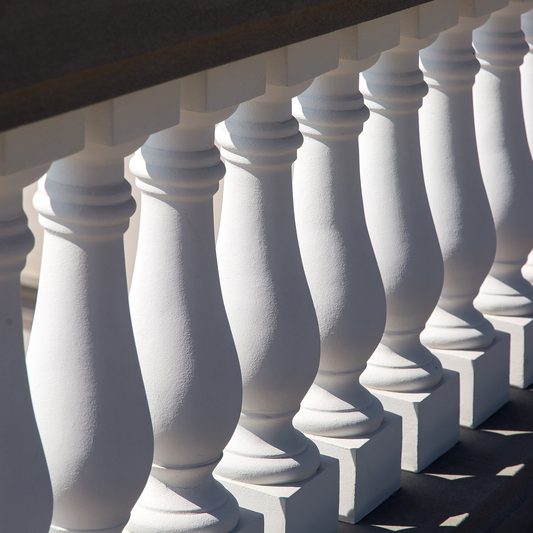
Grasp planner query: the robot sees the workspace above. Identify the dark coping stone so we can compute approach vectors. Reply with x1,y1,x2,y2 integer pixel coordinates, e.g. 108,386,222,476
0,0,430,132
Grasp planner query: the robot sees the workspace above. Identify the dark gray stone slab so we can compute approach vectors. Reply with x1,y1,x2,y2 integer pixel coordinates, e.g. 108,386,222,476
1,0,430,132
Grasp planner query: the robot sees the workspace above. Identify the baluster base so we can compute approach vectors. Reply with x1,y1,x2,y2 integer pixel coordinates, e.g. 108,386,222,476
484,315,533,389
51,521,128,533
308,412,401,524
125,509,262,533
126,474,244,533
216,456,339,533
366,370,460,472
431,332,510,428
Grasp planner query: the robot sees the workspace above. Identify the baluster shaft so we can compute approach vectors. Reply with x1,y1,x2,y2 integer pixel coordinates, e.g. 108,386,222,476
0,167,53,533
359,0,460,472
127,106,244,533
473,0,533,388
27,100,167,533
292,18,403,523
215,40,341,533
419,0,510,428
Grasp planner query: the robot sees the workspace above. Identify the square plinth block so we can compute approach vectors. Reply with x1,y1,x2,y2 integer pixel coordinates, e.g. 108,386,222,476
368,369,460,473
431,332,510,428
309,412,402,524
485,314,533,389
216,455,339,533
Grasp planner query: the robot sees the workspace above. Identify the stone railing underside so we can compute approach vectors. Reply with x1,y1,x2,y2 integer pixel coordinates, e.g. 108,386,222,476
1,0,431,132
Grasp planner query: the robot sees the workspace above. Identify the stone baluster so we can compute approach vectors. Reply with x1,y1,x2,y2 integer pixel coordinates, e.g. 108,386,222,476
419,0,510,429
126,58,266,533
522,8,533,153
215,36,340,533
473,0,533,389
520,9,533,283
26,83,180,533
359,0,460,473
291,15,402,524
0,111,84,533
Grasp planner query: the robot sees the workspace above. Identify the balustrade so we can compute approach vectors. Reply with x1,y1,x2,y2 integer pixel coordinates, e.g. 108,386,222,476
473,0,533,389
419,0,510,429
1,1,532,531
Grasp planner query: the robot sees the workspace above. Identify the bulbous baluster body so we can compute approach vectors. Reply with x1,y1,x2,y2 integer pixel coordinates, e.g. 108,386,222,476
215,83,321,484
420,13,497,351
292,57,386,438
0,167,53,533
27,108,153,533
520,9,533,283
360,35,445,393
521,8,533,155
473,1,533,316
127,108,243,533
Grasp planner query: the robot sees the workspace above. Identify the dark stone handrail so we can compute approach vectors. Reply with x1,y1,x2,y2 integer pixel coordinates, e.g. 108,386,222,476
1,0,429,132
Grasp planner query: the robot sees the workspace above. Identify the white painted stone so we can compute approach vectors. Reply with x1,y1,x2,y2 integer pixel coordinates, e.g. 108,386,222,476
0,110,85,533
485,314,533,387
291,13,402,524
126,509,263,533
419,0,509,428
217,456,339,533
473,1,533,316
127,60,266,533
473,1,533,389
523,249,533,285
215,37,339,532
311,413,402,524
359,0,460,472
520,10,533,285
372,370,460,473
0,110,84,175
522,8,533,154
181,55,267,112
0,167,52,533
431,333,510,427
27,86,179,533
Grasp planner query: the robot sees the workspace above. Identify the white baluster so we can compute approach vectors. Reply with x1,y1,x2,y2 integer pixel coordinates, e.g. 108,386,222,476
473,0,533,389
522,8,533,154
0,167,51,533
0,111,84,533
215,36,340,533
520,9,533,283
27,83,180,533
292,16,402,524
419,0,510,429
126,59,266,533
359,0,460,473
